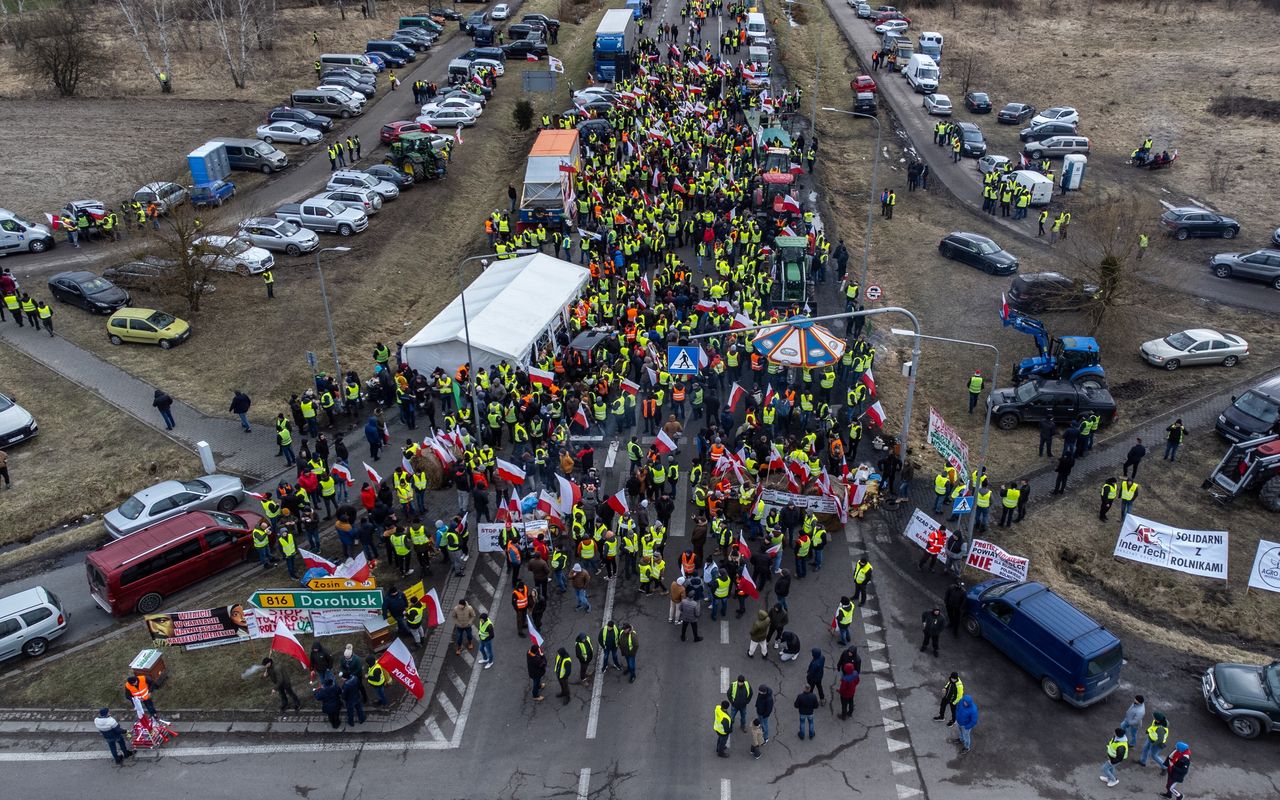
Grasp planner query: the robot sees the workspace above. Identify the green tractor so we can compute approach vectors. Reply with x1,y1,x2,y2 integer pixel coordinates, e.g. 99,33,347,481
771,235,814,312
383,132,448,181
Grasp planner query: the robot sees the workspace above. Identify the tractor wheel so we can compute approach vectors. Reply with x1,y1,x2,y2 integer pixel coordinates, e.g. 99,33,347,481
1259,476,1280,513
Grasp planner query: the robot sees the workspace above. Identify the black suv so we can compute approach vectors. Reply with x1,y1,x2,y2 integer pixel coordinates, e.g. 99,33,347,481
266,106,334,132
1006,272,1098,313
1019,120,1078,143
956,122,987,157
522,13,560,34
1160,207,1240,240
988,380,1118,430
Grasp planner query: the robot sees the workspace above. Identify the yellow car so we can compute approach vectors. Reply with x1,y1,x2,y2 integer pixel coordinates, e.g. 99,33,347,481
106,307,191,349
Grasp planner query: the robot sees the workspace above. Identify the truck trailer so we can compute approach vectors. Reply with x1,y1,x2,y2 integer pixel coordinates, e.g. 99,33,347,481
519,129,580,232
593,9,634,82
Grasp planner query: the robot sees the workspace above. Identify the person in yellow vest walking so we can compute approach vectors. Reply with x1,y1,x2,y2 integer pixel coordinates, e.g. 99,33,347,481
1119,478,1140,520
1100,727,1129,787
262,269,274,299
967,369,984,413
36,300,54,337
1099,476,1118,522
713,700,733,757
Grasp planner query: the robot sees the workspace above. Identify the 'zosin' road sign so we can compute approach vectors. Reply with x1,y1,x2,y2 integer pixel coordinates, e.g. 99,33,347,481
249,589,383,610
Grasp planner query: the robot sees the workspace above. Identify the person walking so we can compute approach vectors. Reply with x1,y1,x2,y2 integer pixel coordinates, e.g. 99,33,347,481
1100,727,1129,787
805,648,827,702
1138,710,1169,767
834,597,855,645
727,674,753,731
953,695,978,755
599,620,622,672
852,557,873,605
837,663,860,719
477,612,495,668
1120,695,1146,750
1123,437,1147,478
934,672,964,724
152,389,176,430
1052,453,1074,495
619,622,639,683
749,717,766,759
93,708,135,765
1161,742,1191,799
451,598,476,655
794,684,819,740
554,647,573,704
713,700,733,757
967,370,984,413
229,390,252,432
571,564,591,612
0,448,9,489
920,606,945,657
262,657,301,712
679,590,703,641
1119,478,1140,520
1164,420,1186,461
527,643,547,702
754,685,774,743
747,609,770,658
1015,479,1030,522
574,632,594,683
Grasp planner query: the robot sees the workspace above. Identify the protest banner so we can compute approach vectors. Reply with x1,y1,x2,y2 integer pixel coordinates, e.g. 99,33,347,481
1113,514,1228,580
144,604,250,649
927,407,970,475
759,489,839,515
477,519,550,553
311,609,384,636
902,508,946,564
965,539,1030,582
245,608,313,639
1247,539,1280,594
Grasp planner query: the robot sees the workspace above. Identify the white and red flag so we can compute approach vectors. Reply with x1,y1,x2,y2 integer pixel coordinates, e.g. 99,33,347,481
271,626,310,670
495,459,527,485
377,639,425,699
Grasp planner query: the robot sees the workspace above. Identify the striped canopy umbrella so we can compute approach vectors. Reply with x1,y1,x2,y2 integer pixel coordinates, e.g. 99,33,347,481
751,316,847,368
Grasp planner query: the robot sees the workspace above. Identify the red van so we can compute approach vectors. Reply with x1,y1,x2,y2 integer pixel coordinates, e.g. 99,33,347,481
86,510,263,616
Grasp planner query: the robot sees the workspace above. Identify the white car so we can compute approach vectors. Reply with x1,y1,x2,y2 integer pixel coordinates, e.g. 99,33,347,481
192,235,274,275
874,19,909,34
1140,329,1249,371
854,1,872,17
0,392,37,447
256,121,323,146
492,3,510,19
977,154,1011,174
472,57,504,77
421,96,484,116
237,217,320,256
1030,106,1079,127
573,87,619,104
923,93,952,115
418,108,478,127
319,84,368,105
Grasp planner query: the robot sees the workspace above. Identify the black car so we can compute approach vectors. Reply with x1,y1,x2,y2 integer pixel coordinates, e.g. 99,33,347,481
321,73,376,95
997,102,1036,124
989,380,1118,430
390,32,433,52
522,13,561,34
267,106,334,132
505,23,544,41
956,122,986,157
1215,375,1280,442
1160,207,1240,240
964,92,992,113
938,232,1018,275
47,270,130,313
1006,272,1099,313
577,119,615,138
502,39,548,58
463,46,507,62
853,92,877,115
463,11,487,32
426,6,462,20
1019,121,1078,143
363,164,415,189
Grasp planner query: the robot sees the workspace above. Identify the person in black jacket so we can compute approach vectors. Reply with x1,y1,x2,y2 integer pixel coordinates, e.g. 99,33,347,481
794,685,819,740
944,582,966,636
152,389,176,430
774,569,791,612
313,678,342,729
836,646,862,675
805,648,826,701
1052,454,1075,495
921,606,945,656
229,390,252,432
754,685,774,743
527,644,547,701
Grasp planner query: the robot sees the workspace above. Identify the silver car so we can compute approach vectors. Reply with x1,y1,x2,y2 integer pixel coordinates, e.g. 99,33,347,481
103,474,245,539
256,121,323,146
238,217,320,256
1141,329,1249,371
923,93,952,116
0,392,37,447
320,187,383,215
133,182,188,214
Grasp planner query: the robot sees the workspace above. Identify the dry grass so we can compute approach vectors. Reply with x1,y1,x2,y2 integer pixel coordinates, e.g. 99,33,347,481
0,346,197,546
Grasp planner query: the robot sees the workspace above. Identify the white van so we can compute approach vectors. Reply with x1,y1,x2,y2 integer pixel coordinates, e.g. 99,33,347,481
918,31,944,60
0,587,67,661
1005,170,1054,206
746,12,768,41
748,45,770,69
0,208,55,256
319,53,377,75
904,53,939,94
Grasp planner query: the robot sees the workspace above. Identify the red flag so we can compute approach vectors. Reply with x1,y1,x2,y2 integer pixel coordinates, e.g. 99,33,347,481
786,468,802,493
605,489,629,515
528,366,556,388
331,463,354,486
558,162,578,174
538,490,563,521
334,552,371,582
246,490,269,501
271,626,310,670
781,195,801,214
495,458,526,485
620,378,640,395
573,405,590,429
654,429,678,455
1000,292,1010,322
527,52,539,62
766,541,782,556
694,299,715,312
363,461,383,485
556,473,581,515
377,639,424,699
763,385,776,408
866,401,887,427
300,549,336,575
401,456,416,476
728,382,746,412
730,313,753,330
422,588,445,627
640,274,651,295
737,570,760,600
860,370,878,399
672,179,687,194
767,444,785,470
736,532,753,560
527,614,545,647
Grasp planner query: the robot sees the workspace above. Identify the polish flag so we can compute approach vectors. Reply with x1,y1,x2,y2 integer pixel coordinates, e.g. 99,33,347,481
728,382,746,412
529,366,556,388
786,468,802,493
526,614,545,647
787,458,809,484
401,456,416,476
422,588,445,627
620,378,640,396
654,429,678,455
377,639,424,700
646,366,659,386
556,474,581,515
781,195,801,214
672,179,687,194
737,569,760,600
427,437,454,465
507,489,523,521
271,626,310,670
605,489,629,515
1000,292,1010,322
527,53,540,62
694,299,715,312
363,462,383,485
300,549,336,575
730,313,753,330
865,401,887,427
766,540,782,556
640,275,651,296
763,385,776,408
736,533,753,559
246,490,269,501
860,370,878,399
334,552,371,582
332,463,354,486
538,490,562,521
788,162,805,175
698,349,709,369
767,444,785,470
573,405,590,429
495,459,527,485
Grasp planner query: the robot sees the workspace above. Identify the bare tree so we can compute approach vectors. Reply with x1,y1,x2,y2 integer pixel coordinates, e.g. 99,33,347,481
115,0,177,90
138,205,221,314
202,0,256,89
1063,193,1159,335
16,7,99,96
953,46,983,97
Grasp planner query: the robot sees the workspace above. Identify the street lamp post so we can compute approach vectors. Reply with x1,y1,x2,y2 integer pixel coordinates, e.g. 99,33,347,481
315,246,351,408
821,106,882,298
891,329,1000,549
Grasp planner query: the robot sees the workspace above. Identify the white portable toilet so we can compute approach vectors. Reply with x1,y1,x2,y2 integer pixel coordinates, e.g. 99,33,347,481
1062,154,1088,192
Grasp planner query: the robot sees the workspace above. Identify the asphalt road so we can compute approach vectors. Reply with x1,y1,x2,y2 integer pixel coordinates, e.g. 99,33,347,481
819,2,1279,316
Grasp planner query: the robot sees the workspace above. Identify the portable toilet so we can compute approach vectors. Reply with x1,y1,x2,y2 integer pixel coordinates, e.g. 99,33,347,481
1062,154,1087,192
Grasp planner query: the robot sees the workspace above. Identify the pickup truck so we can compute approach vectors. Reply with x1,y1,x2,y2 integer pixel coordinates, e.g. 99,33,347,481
274,197,369,237
987,379,1118,431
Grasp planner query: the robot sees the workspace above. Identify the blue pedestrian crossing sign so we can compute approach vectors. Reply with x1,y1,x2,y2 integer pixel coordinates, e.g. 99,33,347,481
951,495,974,515
667,345,701,375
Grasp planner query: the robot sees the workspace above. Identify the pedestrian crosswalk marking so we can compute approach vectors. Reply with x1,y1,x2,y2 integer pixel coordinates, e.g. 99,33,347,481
425,715,448,742
449,671,466,695
879,695,899,711
437,692,459,723
886,737,911,752
882,717,904,732
720,620,729,644
459,649,475,667
476,573,495,597
891,760,913,774
864,623,883,635
860,607,879,617
895,783,923,799
875,677,894,692
720,666,730,693
866,639,886,651
871,659,890,672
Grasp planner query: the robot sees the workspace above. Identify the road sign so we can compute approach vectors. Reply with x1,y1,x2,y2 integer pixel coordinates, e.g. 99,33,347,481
523,71,557,92
307,577,377,591
667,345,701,375
865,284,882,301
951,495,974,515
249,589,383,610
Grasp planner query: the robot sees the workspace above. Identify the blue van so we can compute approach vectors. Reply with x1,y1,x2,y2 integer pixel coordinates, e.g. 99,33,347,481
963,579,1123,707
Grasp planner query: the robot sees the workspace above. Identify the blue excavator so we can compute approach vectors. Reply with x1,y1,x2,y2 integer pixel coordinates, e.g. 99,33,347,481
1000,307,1106,388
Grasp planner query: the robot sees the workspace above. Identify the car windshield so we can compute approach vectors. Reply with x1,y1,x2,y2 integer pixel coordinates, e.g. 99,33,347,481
1015,383,1039,401
1233,391,1279,425
963,129,982,142
1163,332,1195,350
972,239,1000,255
146,311,177,329
207,511,246,529
181,479,211,493
972,93,988,102
0,395,12,412
223,239,249,255
980,581,1020,600
79,277,114,293
278,221,301,236
118,496,145,520
253,142,274,155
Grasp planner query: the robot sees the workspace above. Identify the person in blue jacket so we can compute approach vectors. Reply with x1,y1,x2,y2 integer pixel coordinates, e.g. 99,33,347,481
954,695,979,755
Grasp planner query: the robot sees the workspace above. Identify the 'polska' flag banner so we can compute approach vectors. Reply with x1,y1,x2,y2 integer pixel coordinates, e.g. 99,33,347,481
377,638,425,699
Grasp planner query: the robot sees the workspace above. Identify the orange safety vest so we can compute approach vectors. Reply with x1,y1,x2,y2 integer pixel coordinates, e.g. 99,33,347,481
673,385,686,402
751,354,764,371
513,586,530,609
681,551,697,575
126,676,150,700
643,398,658,418
925,529,946,555
709,443,725,461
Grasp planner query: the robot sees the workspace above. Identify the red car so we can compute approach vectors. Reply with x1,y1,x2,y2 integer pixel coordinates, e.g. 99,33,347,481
872,9,910,24
852,74,877,94
379,120,439,144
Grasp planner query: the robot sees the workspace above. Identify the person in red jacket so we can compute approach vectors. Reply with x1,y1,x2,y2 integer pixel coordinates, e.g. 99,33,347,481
360,482,377,511
837,663,860,719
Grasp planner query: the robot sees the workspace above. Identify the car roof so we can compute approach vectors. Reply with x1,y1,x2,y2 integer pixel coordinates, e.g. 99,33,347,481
957,121,980,131
1181,328,1229,341
242,217,284,226
951,231,991,243
89,511,244,570
0,587,52,615
140,181,179,192
1167,206,1213,216
111,307,162,319
51,270,97,283
995,582,1119,657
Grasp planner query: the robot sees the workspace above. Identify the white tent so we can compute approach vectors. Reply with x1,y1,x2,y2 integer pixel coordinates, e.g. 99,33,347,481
402,253,590,373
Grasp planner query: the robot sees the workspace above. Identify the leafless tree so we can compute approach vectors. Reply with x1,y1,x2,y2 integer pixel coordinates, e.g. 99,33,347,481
953,46,983,97
116,0,177,90
1063,193,1159,335
202,0,257,88
15,6,99,96
138,205,221,314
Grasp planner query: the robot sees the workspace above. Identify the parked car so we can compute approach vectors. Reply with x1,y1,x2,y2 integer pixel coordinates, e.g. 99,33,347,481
852,74,877,94
266,106,334,132
0,208,55,256
102,258,217,296
106,308,191,349
364,164,415,189
501,39,547,58
0,392,37,447
977,154,1011,175
1031,106,1079,127
133,182,188,215
256,121,323,146
318,83,369,106
47,270,130,313
1209,248,1280,290
988,379,1118,430
1273,226,1280,247
573,87,620,104
87,509,264,615
1216,375,1280,442
955,122,987,157
963,580,1123,706
421,95,484,116
520,12,560,34
1160,207,1240,240
855,2,872,18
380,120,435,143
1019,121,1080,143
1202,660,1280,739
938,231,1018,275
0,587,67,660
923,93,952,115
102,474,245,539
874,19,909,33
463,45,507,62
492,3,510,19
418,107,479,127
1141,329,1249,370
320,187,383,215
1023,135,1090,160
320,71,375,96
327,169,400,201
964,91,992,113
1006,272,1098,313
364,51,401,69
463,10,488,32
430,6,463,21
237,218,320,256
997,102,1037,124
192,235,274,275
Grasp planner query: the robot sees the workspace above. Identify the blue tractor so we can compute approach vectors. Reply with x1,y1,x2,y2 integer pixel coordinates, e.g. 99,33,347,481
1001,308,1106,388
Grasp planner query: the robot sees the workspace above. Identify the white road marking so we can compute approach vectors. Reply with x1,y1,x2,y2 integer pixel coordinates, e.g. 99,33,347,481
871,659,890,672
866,639,886,651
438,691,459,723
720,666,730,693
887,738,911,752
883,717,905,732
450,566,508,748
426,715,448,742
721,778,731,800
459,649,475,667
879,695,899,711
0,740,455,762
720,620,729,644
896,784,923,799
864,623,883,634
891,760,914,774
875,676,895,693
578,768,592,800
604,440,619,469
585,577,618,740
449,670,466,694
476,573,495,596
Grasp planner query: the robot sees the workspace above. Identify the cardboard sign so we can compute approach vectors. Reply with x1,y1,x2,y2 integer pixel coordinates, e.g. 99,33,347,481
759,489,839,515
477,520,549,553
902,508,946,564
1247,540,1280,593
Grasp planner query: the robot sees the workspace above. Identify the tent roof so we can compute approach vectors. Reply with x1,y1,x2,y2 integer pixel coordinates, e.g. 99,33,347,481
403,253,590,368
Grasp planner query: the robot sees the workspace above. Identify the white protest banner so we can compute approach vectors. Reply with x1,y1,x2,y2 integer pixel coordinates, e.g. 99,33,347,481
1113,514,1229,580
966,539,1030,582
311,609,383,637
902,507,946,564
477,520,550,553
1247,539,1280,594
245,608,312,639
927,407,970,475
760,489,838,515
